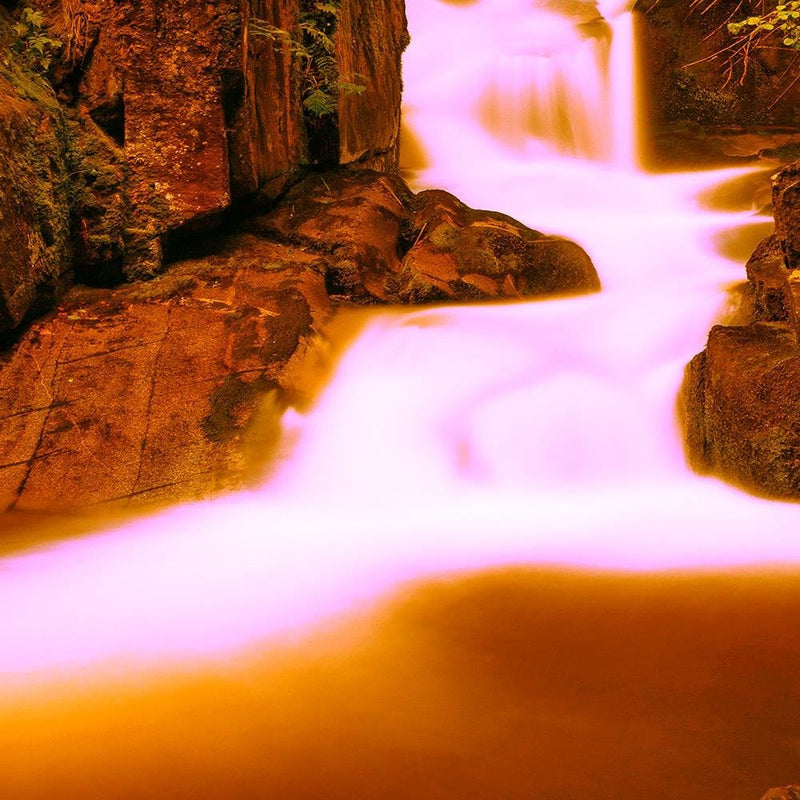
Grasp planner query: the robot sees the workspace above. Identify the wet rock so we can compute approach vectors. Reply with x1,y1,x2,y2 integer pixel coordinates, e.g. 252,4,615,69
680,159,800,497
0,235,331,512
746,234,792,323
680,322,800,498
253,170,412,302
760,787,800,800
254,170,600,304
773,161,800,270
399,189,600,302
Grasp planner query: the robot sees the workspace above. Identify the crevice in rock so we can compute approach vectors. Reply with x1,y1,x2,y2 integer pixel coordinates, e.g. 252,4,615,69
88,94,125,147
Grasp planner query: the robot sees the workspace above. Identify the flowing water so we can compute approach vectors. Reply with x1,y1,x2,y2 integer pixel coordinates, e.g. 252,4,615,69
2,1,800,798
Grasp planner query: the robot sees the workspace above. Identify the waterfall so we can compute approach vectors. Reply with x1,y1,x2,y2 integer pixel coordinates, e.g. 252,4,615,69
425,1,639,165
3,5,800,797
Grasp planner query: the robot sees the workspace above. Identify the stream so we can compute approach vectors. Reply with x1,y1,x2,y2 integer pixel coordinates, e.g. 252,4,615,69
2,1,800,798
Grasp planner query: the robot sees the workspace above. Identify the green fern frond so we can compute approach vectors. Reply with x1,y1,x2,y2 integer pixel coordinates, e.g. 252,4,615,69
314,2,340,16
303,89,337,117
337,81,367,95
250,1,368,121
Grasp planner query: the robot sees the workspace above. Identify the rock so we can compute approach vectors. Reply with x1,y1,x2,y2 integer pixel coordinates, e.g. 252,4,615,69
745,234,792,323
760,787,800,800
773,161,800,270
679,322,800,498
680,159,800,497
254,170,600,304
398,189,600,303
0,16,72,332
0,233,331,512
336,0,409,170
252,169,412,302
0,0,409,302
226,1,304,202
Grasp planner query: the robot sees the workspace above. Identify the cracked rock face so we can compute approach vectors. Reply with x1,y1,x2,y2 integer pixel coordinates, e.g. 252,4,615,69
0,234,331,512
680,159,800,498
254,170,601,304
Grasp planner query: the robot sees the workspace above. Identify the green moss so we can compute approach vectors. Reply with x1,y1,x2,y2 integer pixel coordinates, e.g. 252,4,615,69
125,273,198,303
428,222,459,251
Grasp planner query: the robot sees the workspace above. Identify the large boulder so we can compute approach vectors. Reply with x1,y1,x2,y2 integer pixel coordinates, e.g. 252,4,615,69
398,189,600,303
0,233,331,512
254,170,601,304
680,159,800,497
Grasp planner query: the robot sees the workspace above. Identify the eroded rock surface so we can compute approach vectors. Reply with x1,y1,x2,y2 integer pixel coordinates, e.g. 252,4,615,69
0,235,331,512
255,170,600,304
680,160,800,497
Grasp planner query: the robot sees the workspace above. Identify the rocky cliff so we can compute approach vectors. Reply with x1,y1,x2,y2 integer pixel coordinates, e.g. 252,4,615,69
680,159,800,498
0,0,408,332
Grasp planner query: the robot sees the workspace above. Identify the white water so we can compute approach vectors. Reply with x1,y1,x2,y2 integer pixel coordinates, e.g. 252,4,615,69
1,0,799,693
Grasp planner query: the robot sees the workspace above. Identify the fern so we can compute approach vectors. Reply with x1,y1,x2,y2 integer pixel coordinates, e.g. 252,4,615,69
303,88,337,117
250,0,367,120
313,2,340,15
12,7,62,74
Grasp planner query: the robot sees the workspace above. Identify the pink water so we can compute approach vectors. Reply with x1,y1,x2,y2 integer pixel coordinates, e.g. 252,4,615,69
2,2,800,798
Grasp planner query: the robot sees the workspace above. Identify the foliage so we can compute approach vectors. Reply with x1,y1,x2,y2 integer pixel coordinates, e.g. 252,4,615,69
727,1,800,48
12,7,62,74
687,0,800,92
251,1,366,119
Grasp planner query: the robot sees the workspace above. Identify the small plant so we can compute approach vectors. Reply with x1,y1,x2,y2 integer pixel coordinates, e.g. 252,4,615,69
13,7,62,74
251,1,366,119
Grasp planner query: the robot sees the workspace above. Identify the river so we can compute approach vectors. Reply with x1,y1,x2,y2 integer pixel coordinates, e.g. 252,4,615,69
2,1,800,798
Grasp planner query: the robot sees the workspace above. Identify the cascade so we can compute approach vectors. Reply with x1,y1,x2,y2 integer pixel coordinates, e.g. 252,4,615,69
3,2,800,797
423,0,638,164
1,0,798,681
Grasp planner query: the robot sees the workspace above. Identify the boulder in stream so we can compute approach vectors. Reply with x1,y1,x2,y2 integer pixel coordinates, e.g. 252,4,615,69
254,170,600,304
680,160,800,498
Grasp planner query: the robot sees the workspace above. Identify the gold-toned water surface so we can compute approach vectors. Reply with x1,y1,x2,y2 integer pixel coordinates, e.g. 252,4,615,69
3,0,800,797
3,568,800,799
